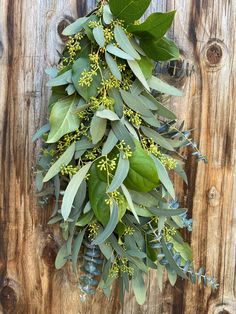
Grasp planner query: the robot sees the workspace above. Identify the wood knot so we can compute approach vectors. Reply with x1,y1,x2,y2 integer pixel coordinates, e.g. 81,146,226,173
203,39,228,70
42,243,58,268
0,286,18,312
57,16,75,42
207,186,220,207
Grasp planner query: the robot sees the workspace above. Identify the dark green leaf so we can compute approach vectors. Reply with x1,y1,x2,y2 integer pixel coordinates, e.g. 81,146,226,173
61,162,92,220
76,211,94,227
43,143,75,182
109,0,151,24
92,202,119,245
47,96,80,143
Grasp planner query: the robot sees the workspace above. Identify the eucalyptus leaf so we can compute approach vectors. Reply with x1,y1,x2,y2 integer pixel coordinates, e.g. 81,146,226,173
127,60,150,91
62,17,89,36
43,142,75,182
76,211,94,227
102,130,118,155
131,79,145,95
96,109,120,121
108,88,124,118
45,67,58,78
61,162,92,220
141,126,175,151
107,153,130,193
47,96,80,143
148,76,183,96
55,244,68,269
72,229,86,273
90,115,107,144
103,4,113,24
32,123,50,142
111,120,135,150
66,84,76,96
174,161,188,184
92,202,119,245
121,184,140,223
106,44,134,61
105,52,122,81
120,90,153,117
149,208,187,217
114,26,140,60
93,26,105,47
132,270,146,305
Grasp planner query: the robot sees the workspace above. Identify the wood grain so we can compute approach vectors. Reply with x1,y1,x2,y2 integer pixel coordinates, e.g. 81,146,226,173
0,0,235,313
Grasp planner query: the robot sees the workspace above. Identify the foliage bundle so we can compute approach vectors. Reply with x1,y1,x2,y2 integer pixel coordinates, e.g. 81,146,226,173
34,0,218,304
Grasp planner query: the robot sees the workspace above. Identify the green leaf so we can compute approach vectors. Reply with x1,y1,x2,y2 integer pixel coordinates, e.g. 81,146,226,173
111,120,135,150
121,184,140,223
92,202,119,245
32,123,50,142
148,76,183,96
151,156,175,199
72,229,86,273
61,162,92,220
149,208,187,217
76,211,94,227
47,96,80,143
120,90,152,117
167,267,177,286
62,17,89,35
127,60,150,91
132,270,146,305
106,44,134,61
66,84,76,96
114,26,140,60
108,88,124,118
131,79,145,95
93,26,105,47
103,4,113,25
129,190,159,208
43,143,75,182
90,115,107,144
109,0,151,24
45,67,58,78
124,140,159,192
161,238,187,279
174,161,188,184
141,36,180,61
128,11,176,39
141,126,175,151
88,163,127,225
55,244,68,269
142,92,177,119
72,58,102,101
107,153,130,193
105,52,122,81
102,130,118,155
47,70,72,87
137,56,153,79
96,109,120,121
75,138,94,151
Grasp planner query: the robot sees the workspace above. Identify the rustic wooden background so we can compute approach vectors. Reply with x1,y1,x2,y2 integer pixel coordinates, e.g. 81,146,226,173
0,0,235,313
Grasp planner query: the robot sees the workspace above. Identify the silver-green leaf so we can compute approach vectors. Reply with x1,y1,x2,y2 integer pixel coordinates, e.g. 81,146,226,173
106,44,134,60
148,76,183,96
121,184,140,223
96,109,120,121
127,60,150,91
90,114,107,144
93,26,105,47
105,52,122,81
62,17,89,36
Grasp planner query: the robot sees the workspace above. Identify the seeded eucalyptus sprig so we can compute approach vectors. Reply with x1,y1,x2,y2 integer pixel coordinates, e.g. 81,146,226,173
34,0,217,304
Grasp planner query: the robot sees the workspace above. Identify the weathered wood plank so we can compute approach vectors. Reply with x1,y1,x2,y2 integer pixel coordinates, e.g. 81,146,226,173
0,0,235,313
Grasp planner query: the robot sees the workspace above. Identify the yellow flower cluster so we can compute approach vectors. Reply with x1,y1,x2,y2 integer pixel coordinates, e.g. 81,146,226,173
57,130,80,154
61,33,84,67
97,156,117,172
104,28,114,44
109,257,134,279
88,222,99,240
124,226,135,236
105,190,122,206
60,164,78,176
117,140,133,159
124,108,142,127
84,147,101,162
88,21,101,28
79,69,97,87
163,226,177,241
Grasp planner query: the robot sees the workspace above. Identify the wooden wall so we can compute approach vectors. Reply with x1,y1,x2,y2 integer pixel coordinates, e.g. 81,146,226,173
0,0,235,313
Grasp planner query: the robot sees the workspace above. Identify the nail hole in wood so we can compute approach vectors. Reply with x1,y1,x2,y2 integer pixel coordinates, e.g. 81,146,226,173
0,286,17,312
42,243,58,268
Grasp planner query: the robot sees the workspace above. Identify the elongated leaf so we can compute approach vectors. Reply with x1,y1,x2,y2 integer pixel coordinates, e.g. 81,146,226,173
161,238,187,279
103,4,113,24
75,138,94,151
120,90,152,117
43,143,75,182
148,76,183,96
174,161,188,184
127,60,150,91
108,88,124,118
141,36,180,61
47,70,72,87
61,162,92,220
72,229,86,273
131,79,145,95
107,153,130,193
102,130,118,155
121,184,140,223
114,26,140,60
132,270,146,305
128,11,176,40
149,208,187,217
105,52,122,81
90,115,107,144
96,109,120,121
109,0,151,24
92,202,119,245
45,67,58,78
66,84,76,96
32,123,50,142
111,120,135,150
151,156,175,199
124,120,139,140
76,211,94,227
138,56,153,79
93,26,105,47
106,44,134,61
47,96,80,143
55,244,68,269
141,126,175,151
63,17,89,36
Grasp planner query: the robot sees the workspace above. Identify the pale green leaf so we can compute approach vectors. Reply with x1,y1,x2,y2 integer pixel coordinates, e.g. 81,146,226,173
32,123,50,142
55,244,68,269
127,60,150,91
105,52,122,80
90,115,107,144
47,96,80,143
45,67,58,78
106,44,134,61
102,130,118,155
43,143,75,182
72,229,86,273
141,126,175,151
103,4,113,25
93,26,105,47
121,184,140,223
111,120,135,150
62,17,88,36
114,26,140,60
108,88,124,118
132,270,146,305
148,76,183,96
120,90,153,117
96,109,120,121
61,162,92,220
47,70,72,87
